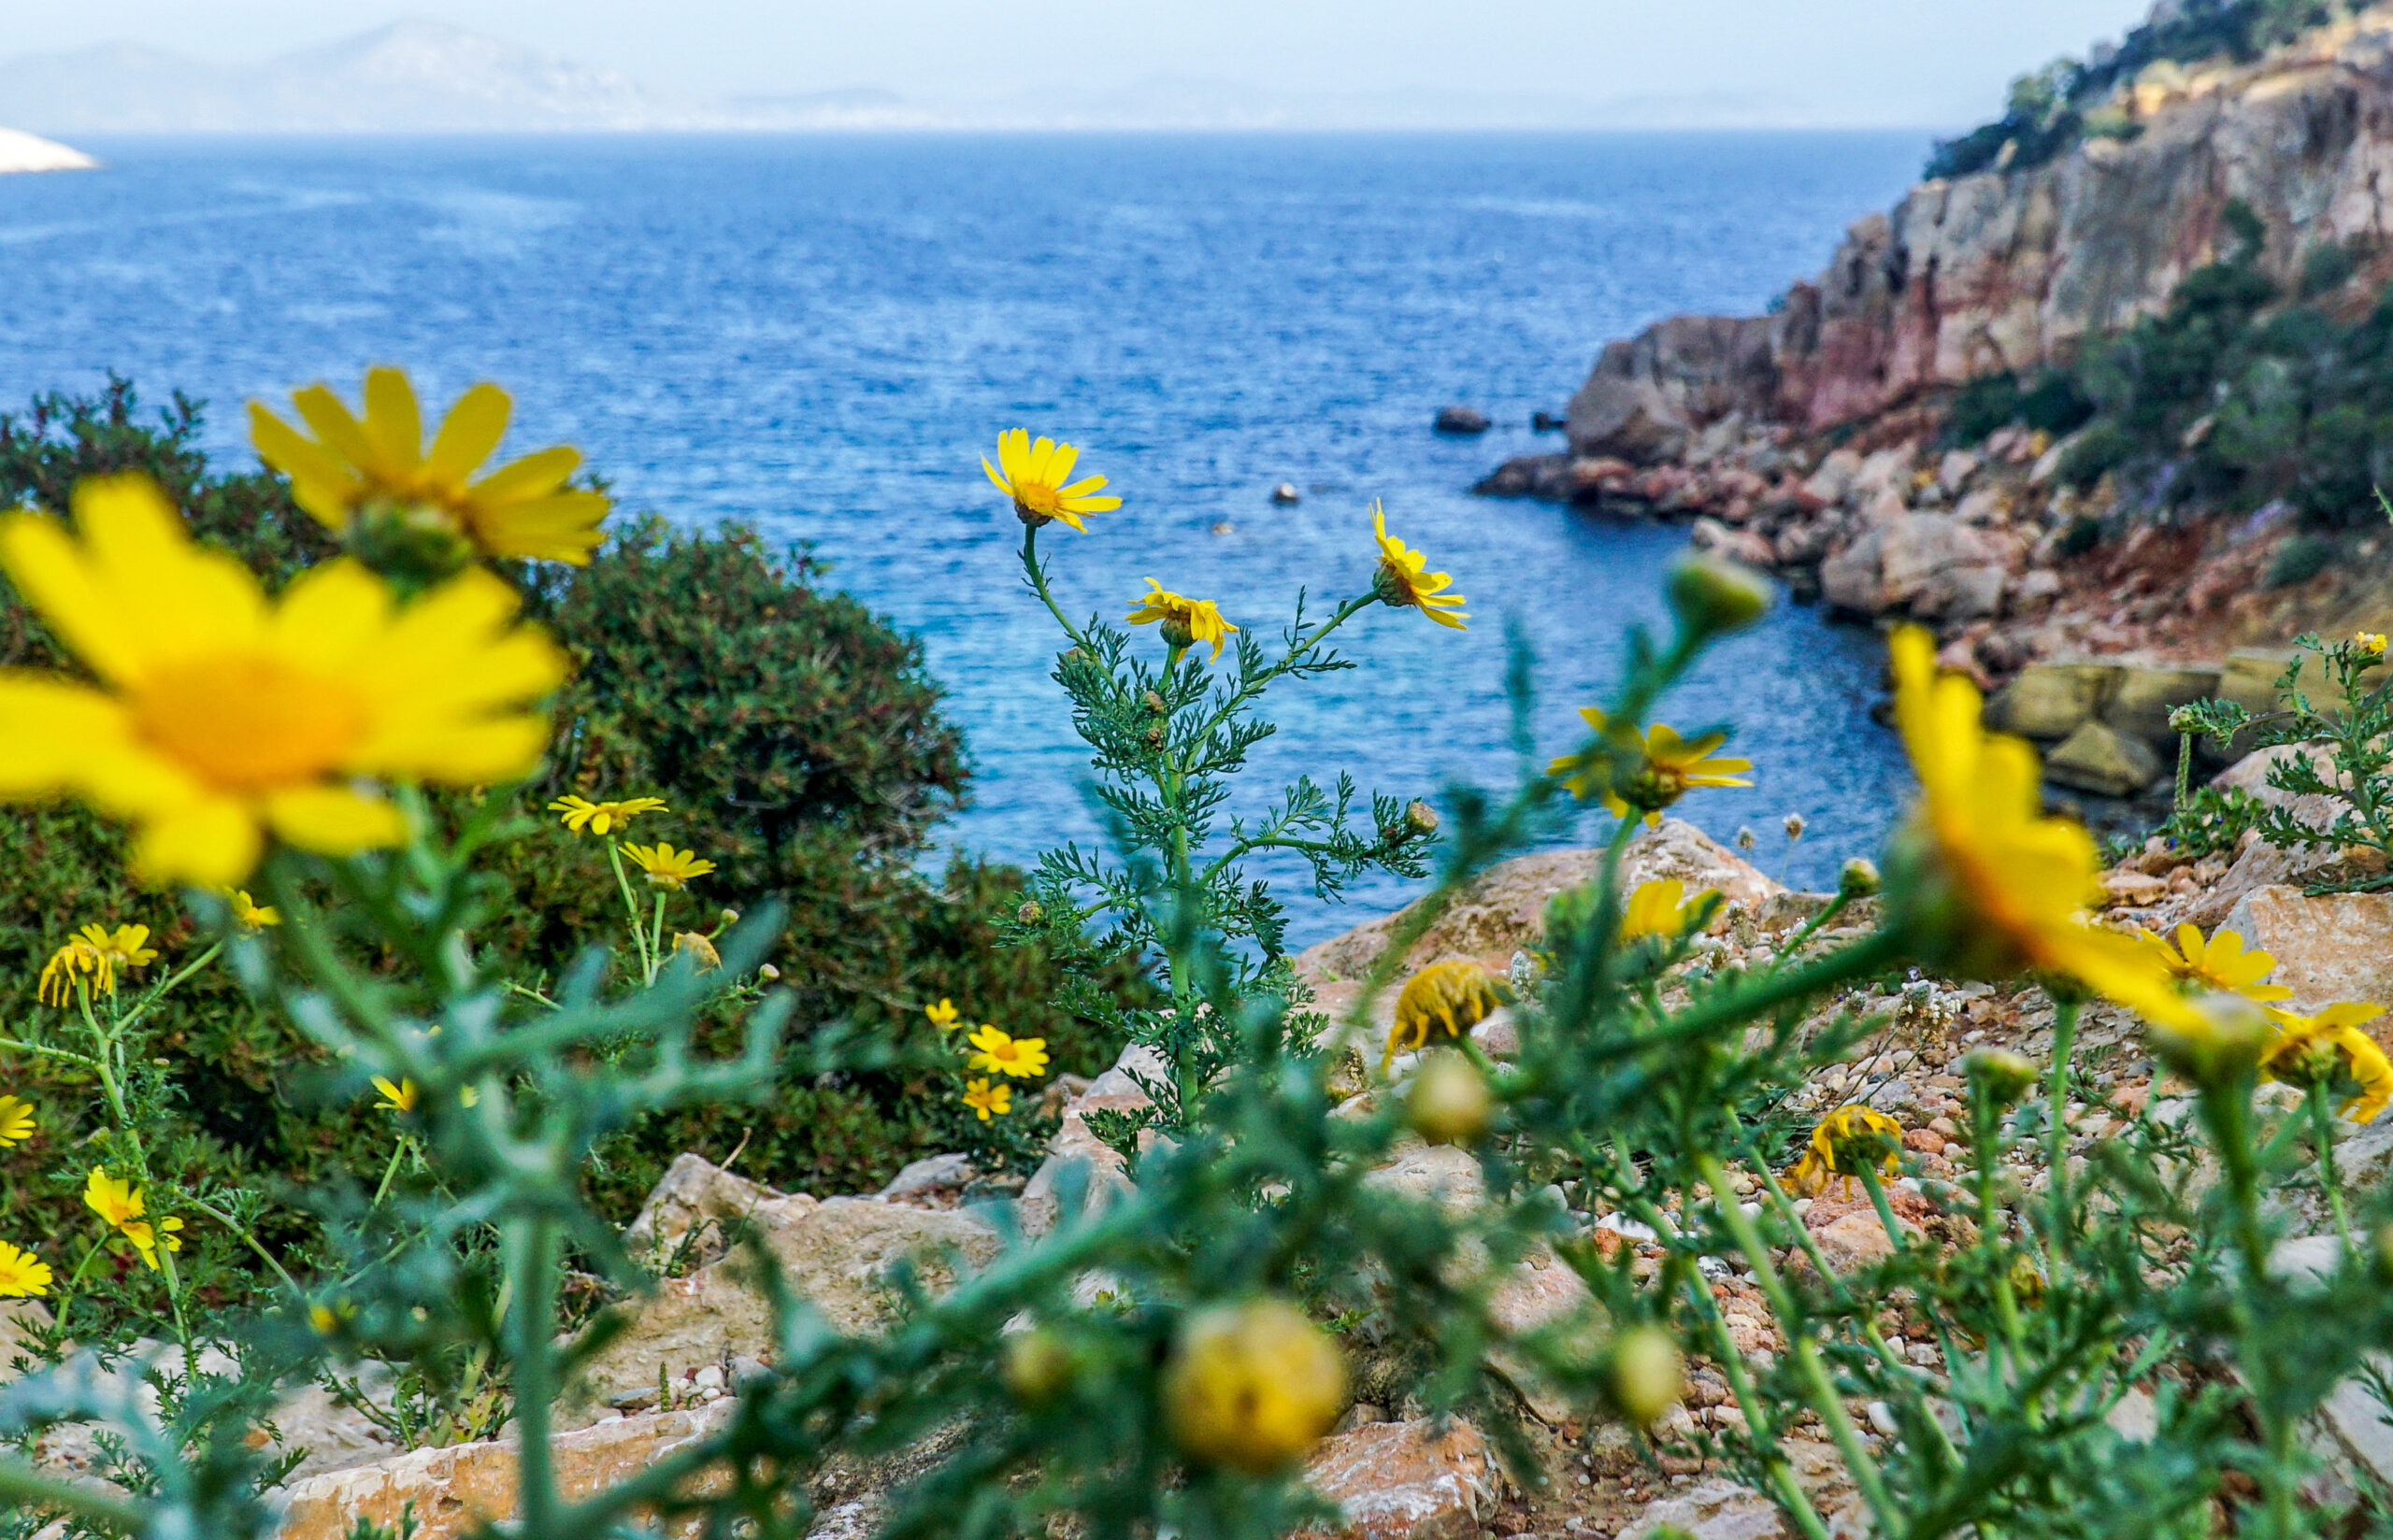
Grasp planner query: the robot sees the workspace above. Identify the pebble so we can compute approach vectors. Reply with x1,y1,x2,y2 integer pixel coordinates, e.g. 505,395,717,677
693,1363,724,1390
1868,1402,1899,1437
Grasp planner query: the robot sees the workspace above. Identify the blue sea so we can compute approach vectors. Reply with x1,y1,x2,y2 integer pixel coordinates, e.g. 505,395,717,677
0,132,1927,942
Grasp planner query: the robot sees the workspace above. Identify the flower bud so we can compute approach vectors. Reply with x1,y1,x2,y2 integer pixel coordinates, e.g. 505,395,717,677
1405,1051,1493,1146
1017,901,1045,926
2147,992,2272,1088
1962,1047,2039,1107
719,907,740,927
758,963,781,981
1666,554,1771,638
671,932,722,972
1144,689,1167,714
1735,826,1756,851
1162,1298,1347,1473
1783,812,1807,840
1003,1326,1077,1406
1404,800,1440,836
1838,856,1880,898
1607,1325,1685,1426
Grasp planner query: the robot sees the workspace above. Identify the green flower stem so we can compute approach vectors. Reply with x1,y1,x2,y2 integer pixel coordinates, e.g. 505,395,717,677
2308,1091,2356,1258
187,1196,303,1298
506,1211,563,1532
1969,1083,2031,1382
2039,997,2081,1281
0,1459,150,1531
46,1234,111,1345
605,839,652,979
73,983,191,1354
648,891,669,987
115,939,222,1034
1694,1150,1899,1539
372,1134,413,1210
2202,1077,2300,1540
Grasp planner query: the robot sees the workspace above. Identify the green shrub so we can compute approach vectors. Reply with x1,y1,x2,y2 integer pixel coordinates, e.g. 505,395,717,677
2018,370,2096,435
2265,532,2337,588
0,382,1128,1231
1943,374,2023,446
2300,238,2362,299
2057,422,2135,489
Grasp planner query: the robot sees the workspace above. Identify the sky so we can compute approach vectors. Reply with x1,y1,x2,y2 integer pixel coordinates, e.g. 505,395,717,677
8,0,2163,126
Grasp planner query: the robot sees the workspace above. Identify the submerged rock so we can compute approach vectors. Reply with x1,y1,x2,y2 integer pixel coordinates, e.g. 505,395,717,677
1434,406,1491,435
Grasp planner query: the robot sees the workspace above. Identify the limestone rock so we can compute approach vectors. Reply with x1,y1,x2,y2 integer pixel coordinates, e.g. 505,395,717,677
2220,647,2347,718
1298,1418,1499,1540
2219,886,2393,1020
1019,1043,1163,1238
2170,746,2351,930
1297,819,1780,986
1986,662,2114,741
623,1153,817,1270
2103,663,2223,746
878,1153,976,1206
275,1402,735,1540
2044,720,2162,797
1621,1476,1785,1539
1361,1144,1486,1218
1434,406,1491,435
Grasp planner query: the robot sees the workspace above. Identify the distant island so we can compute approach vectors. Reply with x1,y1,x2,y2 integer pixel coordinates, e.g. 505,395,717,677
0,127,94,174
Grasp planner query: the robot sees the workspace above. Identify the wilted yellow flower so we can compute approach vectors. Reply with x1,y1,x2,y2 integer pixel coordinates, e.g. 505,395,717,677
0,1097,34,1148
1549,708,1752,825
961,1077,1012,1121
0,476,565,886
967,1025,1050,1080
0,1242,50,1300
547,794,667,835
1162,1298,1347,1473
221,890,280,929
2360,632,2387,656
2263,1003,2393,1122
924,998,960,1031
250,367,611,565
671,931,722,972
371,1077,418,1114
1383,960,1506,1069
79,923,156,973
1619,878,1716,940
1877,627,2196,1030
2139,923,2291,1005
982,429,1122,532
1788,1105,1903,1196
1125,579,1239,661
36,935,112,1006
622,843,716,891
1368,504,1467,629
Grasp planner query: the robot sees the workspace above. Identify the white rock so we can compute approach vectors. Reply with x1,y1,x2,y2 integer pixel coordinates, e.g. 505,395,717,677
0,127,96,174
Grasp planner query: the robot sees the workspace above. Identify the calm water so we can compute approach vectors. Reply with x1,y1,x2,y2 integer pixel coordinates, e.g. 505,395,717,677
0,133,1927,942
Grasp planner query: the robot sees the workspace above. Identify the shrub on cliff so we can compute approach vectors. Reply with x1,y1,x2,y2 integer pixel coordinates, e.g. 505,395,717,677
0,382,1124,1225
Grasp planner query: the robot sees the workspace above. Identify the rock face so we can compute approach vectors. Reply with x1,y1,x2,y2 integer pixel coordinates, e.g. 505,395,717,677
2219,886,2393,1021
1298,1419,1500,1540
1567,12,2393,459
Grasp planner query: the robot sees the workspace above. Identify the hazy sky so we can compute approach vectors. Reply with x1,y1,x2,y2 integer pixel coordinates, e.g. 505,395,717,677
13,0,2161,123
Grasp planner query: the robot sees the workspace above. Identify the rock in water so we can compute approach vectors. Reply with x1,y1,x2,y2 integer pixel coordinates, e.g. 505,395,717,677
1271,482,1302,505
1434,406,1491,435
0,127,96,174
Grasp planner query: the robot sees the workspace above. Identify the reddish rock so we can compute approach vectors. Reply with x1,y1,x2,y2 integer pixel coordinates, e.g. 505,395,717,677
1299,1419,1500,1540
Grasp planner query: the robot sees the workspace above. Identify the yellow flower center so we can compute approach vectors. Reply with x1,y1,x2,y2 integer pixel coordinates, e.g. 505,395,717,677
131,654,366,792
1012,481,1065,520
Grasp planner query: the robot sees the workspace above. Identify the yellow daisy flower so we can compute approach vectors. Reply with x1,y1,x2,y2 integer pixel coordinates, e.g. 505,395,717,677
622,842,716,891
1382,960,1507,1070
1619,878,1717,940
0,1241,51,1300
983,429,1122,532
220,889,281,929
371,1077,419,1114
1877,626,2197,1031
924,998,961,1031
1368,504,1467,629
671,931,722,972
1126,579,1239,662
83,1167,143,1232
547,793,668,835
1787,1105,1904,1196
961,1077,1012,1121
2360,632,2387,656
967,1024,1050,1079
250,366,611,566
0,476,565,887
2138,923,2291,1005
2262,1003,2393,1122
1548,708,1753,826
79,923,157,973
0,1096,35,1148
36,934,112,1006
122,1215,183,1272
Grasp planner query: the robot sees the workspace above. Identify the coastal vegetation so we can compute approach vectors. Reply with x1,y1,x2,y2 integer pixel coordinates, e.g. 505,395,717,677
0,366,2387,1538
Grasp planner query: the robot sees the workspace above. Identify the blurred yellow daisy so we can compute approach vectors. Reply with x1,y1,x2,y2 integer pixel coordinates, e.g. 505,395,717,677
221,890,281,929
1383,960,1506,1070
967,1024,1050,1079
925,998,961,1031
0,1097,34,1148
251,366,611,565
1619,878,1716,940
1126,579,1239,661
1549,708,1752,826
983,430,1122,532
371,1077,418,1114
622,842,715,891
1878,626,2194,1031
2360,632,2387,656
2263,1003,2393,1122
548,794,667,835
1788,1105,1904,1196
1368,504,1467,629
962,1077,1012,1121
0,1241,50,1300
0,476,565,886
671,931,722,971
2139,923,2291,1005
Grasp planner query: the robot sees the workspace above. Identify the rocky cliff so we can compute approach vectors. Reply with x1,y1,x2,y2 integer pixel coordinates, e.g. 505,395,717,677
1561,6,2393,464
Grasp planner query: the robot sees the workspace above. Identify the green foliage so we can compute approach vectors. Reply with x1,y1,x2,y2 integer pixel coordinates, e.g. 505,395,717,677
1943,374,2025,447
2152,782,2267,858
0,385,1126,1246
1927,0,2355,179
2266,533,2337,588
2300,238,2363,300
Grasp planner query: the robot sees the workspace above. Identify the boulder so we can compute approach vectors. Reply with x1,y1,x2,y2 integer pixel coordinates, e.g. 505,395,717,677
1433,406,1491,435
1818,528,1886,615
1801,449,1863,506
1273,482,1303,506
275,1402,735,1540
1297,1419,1499,1540
2220,647,2349,718
2218,886,2393,1020
1690,517,1776,570
623,1153,817,1271
1986,662,2114,741
1876,513,2007,617
1621,1476,1786,1539
2044,720,2163,797
2102,663,2224,746
1566,315,1779,464
878,1153,976,1206
1296,819,1781,987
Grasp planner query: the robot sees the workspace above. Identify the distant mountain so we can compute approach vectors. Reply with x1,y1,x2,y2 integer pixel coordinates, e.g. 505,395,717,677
0,20,710,133
0,19,1839,135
